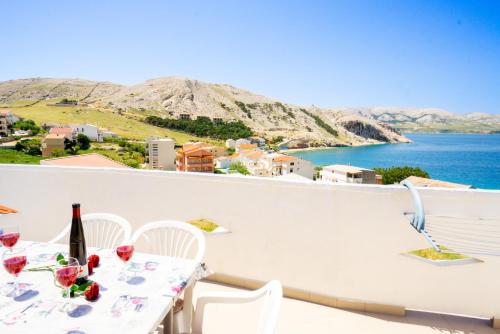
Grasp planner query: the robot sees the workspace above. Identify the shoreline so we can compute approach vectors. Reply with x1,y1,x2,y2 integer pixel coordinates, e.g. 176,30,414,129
280,141,391,154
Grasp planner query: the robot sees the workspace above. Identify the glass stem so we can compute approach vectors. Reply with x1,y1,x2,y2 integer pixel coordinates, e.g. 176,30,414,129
13,274,19,296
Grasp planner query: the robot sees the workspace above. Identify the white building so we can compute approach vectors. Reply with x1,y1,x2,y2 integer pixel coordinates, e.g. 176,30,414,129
225,139,236,149
146,137,176,171
263,153,314,180
235,138,251,147
70,124,103,142
0,110,19,124
100,128,117,139
319,164,378,184
214,156,233,169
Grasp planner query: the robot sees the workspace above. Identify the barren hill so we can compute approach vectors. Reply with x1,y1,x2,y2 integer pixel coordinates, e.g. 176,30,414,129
0,77,410,147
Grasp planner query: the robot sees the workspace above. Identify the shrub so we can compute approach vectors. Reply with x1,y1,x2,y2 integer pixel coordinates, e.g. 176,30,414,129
373,166,430,185
300,109,338,137
51,149,66,157
15,138,41,156
13,119,41,135
76,134,90,150
229,162,250,175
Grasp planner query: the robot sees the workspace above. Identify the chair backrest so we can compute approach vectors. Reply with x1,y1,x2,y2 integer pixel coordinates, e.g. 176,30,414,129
256,280,283,334
131,220,205,263
48,213,132,249
193,280,283,334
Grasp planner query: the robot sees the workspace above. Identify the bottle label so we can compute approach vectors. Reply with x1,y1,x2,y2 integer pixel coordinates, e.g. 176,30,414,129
78,264,89,278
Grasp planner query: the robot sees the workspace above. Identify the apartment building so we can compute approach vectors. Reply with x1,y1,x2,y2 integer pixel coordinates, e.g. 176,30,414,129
183,142,225,158
0,115,9,137
0,110,19,137
145,137,176,170
41,134,66,157
319,164,379,184
263,153,314,179
176,145,214,173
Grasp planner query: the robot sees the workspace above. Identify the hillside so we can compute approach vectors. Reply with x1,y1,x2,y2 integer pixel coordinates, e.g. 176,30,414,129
340,107,500,134
1,77,412,147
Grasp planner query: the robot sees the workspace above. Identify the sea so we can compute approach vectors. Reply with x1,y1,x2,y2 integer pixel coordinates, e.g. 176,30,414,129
287,133,500,190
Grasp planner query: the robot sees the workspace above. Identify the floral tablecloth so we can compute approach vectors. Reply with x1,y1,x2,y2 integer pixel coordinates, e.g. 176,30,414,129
0,241,199,334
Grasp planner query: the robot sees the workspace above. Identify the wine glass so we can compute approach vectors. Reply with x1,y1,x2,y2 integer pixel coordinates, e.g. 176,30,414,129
0,224,20,249
116,241,134,282
54,257,80,310
2,247,27,297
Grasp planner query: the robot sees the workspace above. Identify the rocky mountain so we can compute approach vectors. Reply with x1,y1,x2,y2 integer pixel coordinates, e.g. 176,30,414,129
1,77,413,147
340,107,500,134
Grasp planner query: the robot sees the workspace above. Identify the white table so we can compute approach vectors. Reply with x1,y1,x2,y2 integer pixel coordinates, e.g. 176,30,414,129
0,241,199,334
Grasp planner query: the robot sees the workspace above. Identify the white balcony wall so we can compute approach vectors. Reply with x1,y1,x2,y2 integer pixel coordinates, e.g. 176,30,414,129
1,165,499,318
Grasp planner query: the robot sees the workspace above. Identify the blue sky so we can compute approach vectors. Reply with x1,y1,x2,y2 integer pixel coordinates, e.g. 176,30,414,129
0,1,499,114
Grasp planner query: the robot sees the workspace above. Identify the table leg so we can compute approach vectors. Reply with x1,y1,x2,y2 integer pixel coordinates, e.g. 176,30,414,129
163,309,173,334
182,284,195,333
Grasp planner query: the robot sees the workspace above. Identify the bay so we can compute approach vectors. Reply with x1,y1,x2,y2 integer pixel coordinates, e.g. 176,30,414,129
287,133,500,190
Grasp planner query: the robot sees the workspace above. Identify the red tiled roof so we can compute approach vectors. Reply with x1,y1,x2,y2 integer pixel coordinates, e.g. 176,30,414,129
404,176,472,189
273,155,297,162
40,153,131,169
49,127,73,136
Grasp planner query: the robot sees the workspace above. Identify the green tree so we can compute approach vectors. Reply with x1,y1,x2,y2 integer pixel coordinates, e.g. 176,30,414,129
229,162,250,175
51,149,66,157
13,119,41,135
76,134,90,150
64,138,79,155
14,138,41,156
373,166,430,185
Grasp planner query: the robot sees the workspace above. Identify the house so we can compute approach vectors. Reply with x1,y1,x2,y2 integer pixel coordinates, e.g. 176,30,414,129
235,138,251,147
183,142,225,158
0,115,9,137
249,136,266,147
176,145,214,173
264,153,314,179
0,110,20,124
403,176,473,189
41,134,66,157
49,127,74,140
319,165,378,184
100,128,117,139
69,124,103,142
225,139,236,149
179,113,191,120
145,137,176,170
40,153,130,169
236,143,258,153
214,156,233,169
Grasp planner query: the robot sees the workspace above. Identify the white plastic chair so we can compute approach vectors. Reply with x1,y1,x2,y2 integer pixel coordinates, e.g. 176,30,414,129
133,220,206,334
191,280,283,334
132,220,205,263
48,213,132,249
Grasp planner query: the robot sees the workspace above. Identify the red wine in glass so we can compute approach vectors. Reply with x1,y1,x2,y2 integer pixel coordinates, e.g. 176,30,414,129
0,232,20,248
55,257,80,310
2,247,27,297
116,245,134,262
116,244,134,281
3,255,27,275
55,267,80,288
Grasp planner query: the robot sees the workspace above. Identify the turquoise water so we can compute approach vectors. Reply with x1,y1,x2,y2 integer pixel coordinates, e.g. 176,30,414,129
288,133,500,190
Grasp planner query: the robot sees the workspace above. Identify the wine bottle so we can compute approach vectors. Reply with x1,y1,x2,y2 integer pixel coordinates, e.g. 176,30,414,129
69,203,88,284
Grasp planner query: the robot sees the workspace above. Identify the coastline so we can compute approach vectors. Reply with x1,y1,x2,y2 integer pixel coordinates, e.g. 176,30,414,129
280,141,390,154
